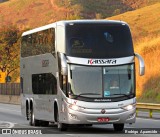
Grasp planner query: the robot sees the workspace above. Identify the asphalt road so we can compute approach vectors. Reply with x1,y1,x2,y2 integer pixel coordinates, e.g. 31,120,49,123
0,103,160,137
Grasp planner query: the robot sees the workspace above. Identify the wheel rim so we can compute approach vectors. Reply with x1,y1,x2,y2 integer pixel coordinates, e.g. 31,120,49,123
32,111,35,125
29,109,35,126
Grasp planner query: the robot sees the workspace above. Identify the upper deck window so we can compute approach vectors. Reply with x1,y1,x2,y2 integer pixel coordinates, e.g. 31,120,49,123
66,23,134,58
21,28,55,57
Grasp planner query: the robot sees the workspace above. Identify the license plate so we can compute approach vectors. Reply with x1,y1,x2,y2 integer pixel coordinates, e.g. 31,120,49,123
97,117,110,122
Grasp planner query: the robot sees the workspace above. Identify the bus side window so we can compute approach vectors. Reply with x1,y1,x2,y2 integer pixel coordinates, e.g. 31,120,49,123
62,76,67,94
32,73,57,95
21,28,55,57
57,52,68,95
51,75,57,94
59,74,68,95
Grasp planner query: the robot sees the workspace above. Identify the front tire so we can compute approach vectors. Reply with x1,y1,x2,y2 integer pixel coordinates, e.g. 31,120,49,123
41,121,49,127
113,123,124,131
85,124,93,127
56,110,67,131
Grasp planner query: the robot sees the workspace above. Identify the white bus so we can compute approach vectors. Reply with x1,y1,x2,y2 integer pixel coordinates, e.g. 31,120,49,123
20,20,145,131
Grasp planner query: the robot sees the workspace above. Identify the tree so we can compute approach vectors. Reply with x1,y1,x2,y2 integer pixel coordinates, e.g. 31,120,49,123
113,9,121,16
0,25,21,82
95,13,103,19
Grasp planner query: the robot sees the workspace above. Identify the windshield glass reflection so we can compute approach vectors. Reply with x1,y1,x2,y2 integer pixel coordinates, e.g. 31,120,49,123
103,65,134,97
69,64,134,98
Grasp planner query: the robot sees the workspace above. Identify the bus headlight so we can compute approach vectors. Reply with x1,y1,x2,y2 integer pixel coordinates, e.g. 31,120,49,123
69,104,84,111
69,104,79,111
123,104,134,111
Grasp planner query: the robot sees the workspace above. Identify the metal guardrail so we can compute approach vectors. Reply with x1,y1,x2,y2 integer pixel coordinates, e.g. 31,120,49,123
136,103,160,118
0,84,160,118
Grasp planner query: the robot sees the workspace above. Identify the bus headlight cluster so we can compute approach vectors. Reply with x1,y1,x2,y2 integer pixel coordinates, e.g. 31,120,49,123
123,104,135,111
68,104,85,111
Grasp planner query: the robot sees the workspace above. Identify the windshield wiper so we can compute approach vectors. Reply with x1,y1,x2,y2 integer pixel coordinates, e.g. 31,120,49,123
73,93,101,99
111,93,134,98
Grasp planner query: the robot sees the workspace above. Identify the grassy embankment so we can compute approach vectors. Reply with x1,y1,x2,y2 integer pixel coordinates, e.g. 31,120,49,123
0,0,159,29
108,3,160,103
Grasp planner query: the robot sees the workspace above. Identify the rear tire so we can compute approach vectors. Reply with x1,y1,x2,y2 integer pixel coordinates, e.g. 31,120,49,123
26,107,29,120
113,123,124,131
29,108,39,126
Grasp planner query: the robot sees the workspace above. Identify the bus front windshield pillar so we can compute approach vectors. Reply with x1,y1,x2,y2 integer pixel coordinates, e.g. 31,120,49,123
59,53,68,76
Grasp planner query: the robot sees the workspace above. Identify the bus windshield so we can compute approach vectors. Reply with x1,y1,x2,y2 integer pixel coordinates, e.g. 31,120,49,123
69,64,135,99
66,23,134,58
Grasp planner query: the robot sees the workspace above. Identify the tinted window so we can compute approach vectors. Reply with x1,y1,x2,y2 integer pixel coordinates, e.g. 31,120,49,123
66,24,134,58
32,73,57,94
21,28,55,57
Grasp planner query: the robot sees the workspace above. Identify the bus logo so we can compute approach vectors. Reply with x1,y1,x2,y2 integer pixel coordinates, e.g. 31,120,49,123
88,59,117,65
101,109,106,114
42,60,49,67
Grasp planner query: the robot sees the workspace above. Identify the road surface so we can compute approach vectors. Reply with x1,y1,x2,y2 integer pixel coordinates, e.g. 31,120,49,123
0,103,160,137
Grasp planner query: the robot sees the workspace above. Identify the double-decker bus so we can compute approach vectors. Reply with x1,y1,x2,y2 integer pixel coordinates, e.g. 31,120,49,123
20,20,145,131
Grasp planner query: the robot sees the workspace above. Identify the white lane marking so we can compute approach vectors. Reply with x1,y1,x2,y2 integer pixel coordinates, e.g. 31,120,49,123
65,134,78,137
0,121,16,128
0,107,21,113
137,117,160,121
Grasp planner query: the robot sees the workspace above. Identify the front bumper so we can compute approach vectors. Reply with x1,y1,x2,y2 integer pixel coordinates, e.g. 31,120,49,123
64,107,136,124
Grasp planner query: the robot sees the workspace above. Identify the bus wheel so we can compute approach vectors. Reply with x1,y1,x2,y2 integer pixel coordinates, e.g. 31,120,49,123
56,110,67,131
29,108,39,126
113,123,124,131
85,124,93,127
26,107,29,120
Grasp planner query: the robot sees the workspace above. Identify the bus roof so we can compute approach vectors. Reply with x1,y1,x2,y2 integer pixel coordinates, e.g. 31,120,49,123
56,19,127,26
22,20,128,36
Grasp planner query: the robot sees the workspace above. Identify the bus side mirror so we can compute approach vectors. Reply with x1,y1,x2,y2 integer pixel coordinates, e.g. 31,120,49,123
135,53,145,76
59,53,68,76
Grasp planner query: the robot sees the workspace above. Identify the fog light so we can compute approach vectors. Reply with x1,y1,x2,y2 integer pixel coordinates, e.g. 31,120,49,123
129,113,135,119
69,113,78,120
